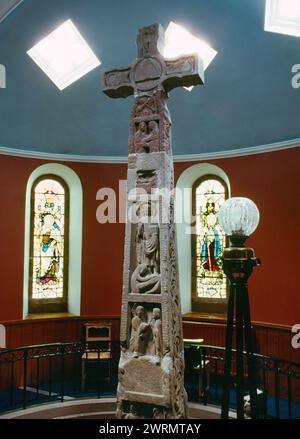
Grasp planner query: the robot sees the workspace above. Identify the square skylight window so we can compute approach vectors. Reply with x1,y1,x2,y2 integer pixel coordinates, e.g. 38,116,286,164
163,21,217,91
27,19,101,90
265,0,300,37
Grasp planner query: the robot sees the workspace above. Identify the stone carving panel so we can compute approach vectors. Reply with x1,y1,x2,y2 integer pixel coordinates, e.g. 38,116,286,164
128,304,162,358
166,202,187,418
134,96,158,118
136,24,164,59
104,69,131,87
128,92,171,154
130,264,160,295
129,199,161,296
133,120,159,153
165,56,195,75
136,208,160,272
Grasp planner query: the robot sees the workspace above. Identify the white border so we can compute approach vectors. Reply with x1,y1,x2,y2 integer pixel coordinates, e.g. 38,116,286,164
23,164,83,318
0,137,299,164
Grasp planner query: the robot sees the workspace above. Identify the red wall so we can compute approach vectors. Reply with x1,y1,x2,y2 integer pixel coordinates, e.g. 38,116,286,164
0,147,299,326
175,149,300,327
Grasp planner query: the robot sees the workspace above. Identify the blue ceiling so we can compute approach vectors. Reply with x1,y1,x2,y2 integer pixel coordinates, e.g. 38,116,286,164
0,0,299,156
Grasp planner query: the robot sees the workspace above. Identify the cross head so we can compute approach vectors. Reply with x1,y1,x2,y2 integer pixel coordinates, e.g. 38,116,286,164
102,23,204,99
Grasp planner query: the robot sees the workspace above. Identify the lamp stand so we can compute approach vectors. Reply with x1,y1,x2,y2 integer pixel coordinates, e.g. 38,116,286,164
221,245,260,419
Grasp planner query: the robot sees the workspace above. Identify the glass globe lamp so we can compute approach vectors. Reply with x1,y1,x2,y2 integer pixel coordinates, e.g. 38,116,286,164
219,197,260,247
219,197,261,420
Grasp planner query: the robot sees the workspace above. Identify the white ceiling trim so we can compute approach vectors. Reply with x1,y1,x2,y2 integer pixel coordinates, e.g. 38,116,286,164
0,137,299,164
0,0,23,23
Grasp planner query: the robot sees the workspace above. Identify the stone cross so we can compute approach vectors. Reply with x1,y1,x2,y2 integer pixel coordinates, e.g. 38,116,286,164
102,23,204,419
103,23,203,99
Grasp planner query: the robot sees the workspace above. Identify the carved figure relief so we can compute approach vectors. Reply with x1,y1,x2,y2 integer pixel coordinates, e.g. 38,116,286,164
137,220,160,273
147,120,159,151
150,308,162,357
129,306,147,356
134,121,148,153
130,201,161,295
131,264,160,294
134,120,159,153
128,305,162,358
129,92,171,155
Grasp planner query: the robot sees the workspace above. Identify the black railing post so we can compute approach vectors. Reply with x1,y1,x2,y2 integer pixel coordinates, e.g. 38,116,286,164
23,350,28,410
242,281,258,419
48,355,52,398
109,343,113,391
221,282,235,418
36,357,40,399
202,347,208,405
97,346,101,399
235,278,245,419
262,360,268,419
214,358,219,403
274,360,280,419
287,372,292,419
60,345,65,402
10,360,15,407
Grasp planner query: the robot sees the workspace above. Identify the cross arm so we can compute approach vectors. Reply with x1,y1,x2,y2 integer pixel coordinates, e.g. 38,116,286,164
162,53,204,93
102,66,134,99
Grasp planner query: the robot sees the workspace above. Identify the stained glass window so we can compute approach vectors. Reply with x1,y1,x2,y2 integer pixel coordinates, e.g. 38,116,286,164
29,177,68,312
193,178,227,302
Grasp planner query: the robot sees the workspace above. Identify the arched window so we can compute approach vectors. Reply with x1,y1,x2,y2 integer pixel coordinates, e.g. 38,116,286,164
192,175,228,314
29,175,69,313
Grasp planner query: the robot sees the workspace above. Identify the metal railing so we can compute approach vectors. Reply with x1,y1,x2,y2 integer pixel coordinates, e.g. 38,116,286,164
0,340,120,412
185,344,300,419
0,341,299,418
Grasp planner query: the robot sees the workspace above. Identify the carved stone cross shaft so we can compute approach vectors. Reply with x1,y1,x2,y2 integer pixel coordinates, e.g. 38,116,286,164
102,23,204,419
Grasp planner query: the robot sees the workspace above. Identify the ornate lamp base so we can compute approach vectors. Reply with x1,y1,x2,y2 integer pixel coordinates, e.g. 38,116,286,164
221,247,260,419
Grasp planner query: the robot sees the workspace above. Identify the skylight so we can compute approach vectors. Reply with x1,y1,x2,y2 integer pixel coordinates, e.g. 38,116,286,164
163,21,217,91
27,19,101,90
265,0,300,37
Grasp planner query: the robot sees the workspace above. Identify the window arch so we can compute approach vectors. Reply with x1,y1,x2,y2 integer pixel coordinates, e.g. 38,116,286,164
175,163,231,315
23,163,83,318
29,175,69,313
192,175,228,313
